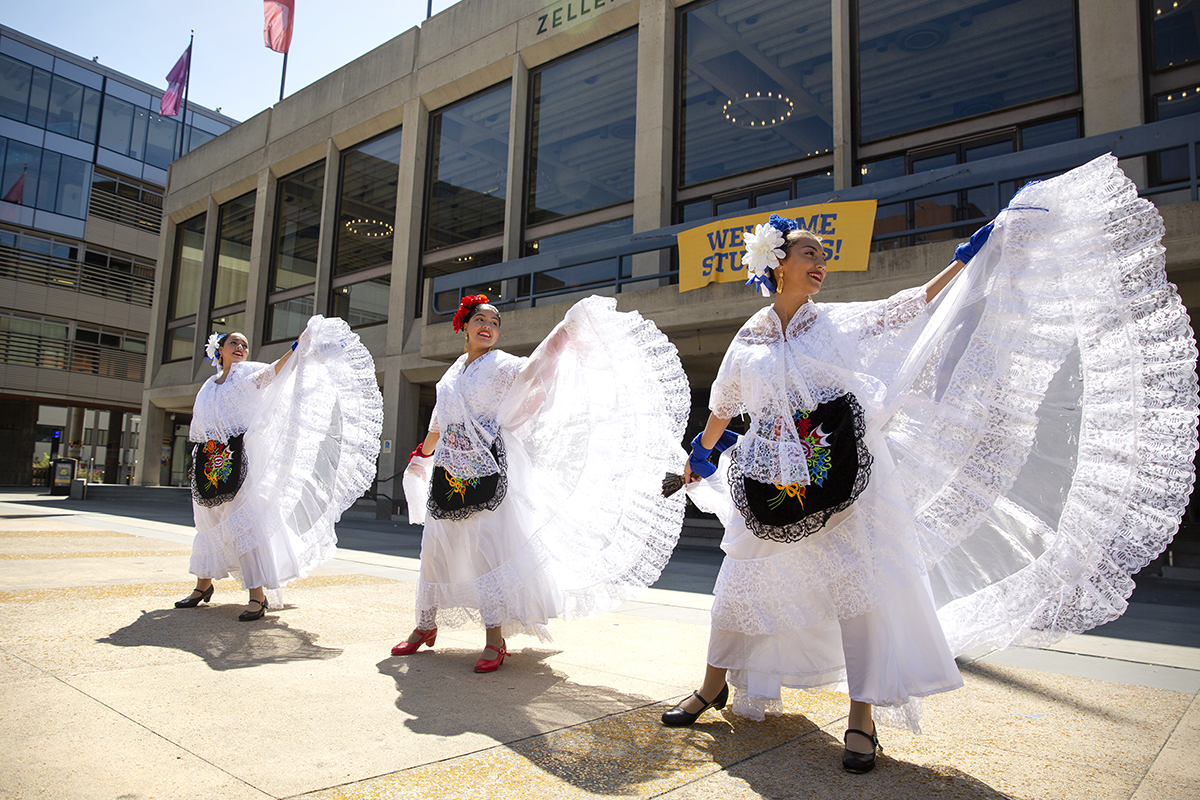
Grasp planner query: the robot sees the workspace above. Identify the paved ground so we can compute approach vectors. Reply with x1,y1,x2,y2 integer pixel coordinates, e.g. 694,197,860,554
1,487,1198,800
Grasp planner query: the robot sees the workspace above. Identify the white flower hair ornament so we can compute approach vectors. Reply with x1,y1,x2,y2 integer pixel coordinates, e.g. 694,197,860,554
205,332,225,370
741,223,786,297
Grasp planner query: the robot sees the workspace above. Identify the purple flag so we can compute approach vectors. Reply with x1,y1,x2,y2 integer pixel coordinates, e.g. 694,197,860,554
159,45,191,117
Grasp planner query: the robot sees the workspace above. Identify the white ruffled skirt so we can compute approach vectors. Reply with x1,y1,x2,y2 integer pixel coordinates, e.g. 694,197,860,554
403,296,690,641
189,316,383,600
690,155,1199,730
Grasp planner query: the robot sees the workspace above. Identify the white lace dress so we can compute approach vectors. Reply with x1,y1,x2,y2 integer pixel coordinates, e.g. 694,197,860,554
687,155,1199,730
188,315,383,602
402,295,690,640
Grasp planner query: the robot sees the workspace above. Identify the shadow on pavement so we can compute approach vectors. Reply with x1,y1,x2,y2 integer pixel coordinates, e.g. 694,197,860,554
98,606,342,670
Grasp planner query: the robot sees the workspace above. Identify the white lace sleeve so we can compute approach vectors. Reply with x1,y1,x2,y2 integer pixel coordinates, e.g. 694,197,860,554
710,343,745,420
824,286,930,380
428,405,440,434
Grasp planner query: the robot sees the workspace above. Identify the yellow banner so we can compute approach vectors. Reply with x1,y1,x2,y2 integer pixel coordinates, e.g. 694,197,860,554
677,200,878,293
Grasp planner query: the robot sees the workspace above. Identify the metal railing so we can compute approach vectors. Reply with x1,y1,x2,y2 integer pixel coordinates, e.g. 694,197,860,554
0,248,155,307
87,189,163,236
0,330,145,382
430,112,1200,315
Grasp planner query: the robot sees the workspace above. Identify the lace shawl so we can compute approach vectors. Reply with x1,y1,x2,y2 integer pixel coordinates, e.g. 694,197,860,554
189,361,277,443
711,288,929,486
430,350,526,479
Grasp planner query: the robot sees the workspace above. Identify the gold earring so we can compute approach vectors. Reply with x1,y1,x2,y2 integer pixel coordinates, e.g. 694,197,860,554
776,271,784,293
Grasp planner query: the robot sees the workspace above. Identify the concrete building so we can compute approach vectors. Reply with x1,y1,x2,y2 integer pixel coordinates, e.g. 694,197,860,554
141,0,1200,529
0,25,236,486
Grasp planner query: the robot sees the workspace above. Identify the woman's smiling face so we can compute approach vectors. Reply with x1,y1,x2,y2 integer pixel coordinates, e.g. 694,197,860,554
219,333,249,366
465,306,500,350
776,235,827,297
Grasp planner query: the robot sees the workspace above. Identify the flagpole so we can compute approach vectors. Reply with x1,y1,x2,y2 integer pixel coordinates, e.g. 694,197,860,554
175,32,194,160
279,52,288,103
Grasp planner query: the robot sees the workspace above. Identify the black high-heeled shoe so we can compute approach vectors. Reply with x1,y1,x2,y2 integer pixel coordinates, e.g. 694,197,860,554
842,726,881,773
174,585,214,608
238,598,268,621
661,684,729,727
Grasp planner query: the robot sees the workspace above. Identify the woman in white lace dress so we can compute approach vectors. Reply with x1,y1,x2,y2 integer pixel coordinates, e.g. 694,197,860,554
173,318,383,621
396,294,689,672
665,156,1199,775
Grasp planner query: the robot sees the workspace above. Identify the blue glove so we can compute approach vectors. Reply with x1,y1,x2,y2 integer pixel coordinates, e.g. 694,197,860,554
952,221,994,266
291,340,298,351
688,430,740,479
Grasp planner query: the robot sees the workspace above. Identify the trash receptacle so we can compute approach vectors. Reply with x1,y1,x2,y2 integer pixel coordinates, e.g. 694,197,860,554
50,459,77,496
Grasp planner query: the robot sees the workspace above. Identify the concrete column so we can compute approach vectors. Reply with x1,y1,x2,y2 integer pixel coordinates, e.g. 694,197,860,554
0,400,37,486
379,96,431,514
631,0,674,279
831,0,854,190
244,167,277,347
190,197,221,379
145,216,176,382
1079,0,1145,185
87,410,102,480
65,406,85,460
134,401,163,485
313,140,341,316
503,54,530,264
104,410,122,483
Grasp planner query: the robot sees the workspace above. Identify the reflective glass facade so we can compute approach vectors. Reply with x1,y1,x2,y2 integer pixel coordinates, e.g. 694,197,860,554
1151,0,1200,69
425,84,510,250
271,163,325,291
331,276,390,328
335,128,402,277
857,0,1077,142
213,192,254,309
266,295,314,342
527,32,638,225
678,0,833,187
167,213,205,322
0,135,91,218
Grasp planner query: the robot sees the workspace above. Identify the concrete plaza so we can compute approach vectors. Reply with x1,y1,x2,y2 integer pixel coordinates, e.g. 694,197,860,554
1,487,1198,799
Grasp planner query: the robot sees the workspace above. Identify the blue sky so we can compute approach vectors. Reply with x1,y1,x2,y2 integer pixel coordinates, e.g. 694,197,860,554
5,0,459,122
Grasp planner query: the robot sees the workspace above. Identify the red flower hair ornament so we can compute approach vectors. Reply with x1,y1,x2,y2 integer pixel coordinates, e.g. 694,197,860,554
452,294,491,333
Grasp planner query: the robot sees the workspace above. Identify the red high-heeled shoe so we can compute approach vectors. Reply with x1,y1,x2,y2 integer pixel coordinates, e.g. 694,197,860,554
391,627,437,656
474,641,507,673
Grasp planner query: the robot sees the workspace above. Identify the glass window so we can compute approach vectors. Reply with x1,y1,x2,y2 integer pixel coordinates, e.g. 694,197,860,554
3,139,41,207
331,276,390,328
1153,88,1200,185
187,126,215,151
163,325,194,362
859,156,905,184
213,192,255,308
80,88,101,143
795,170,834,199
271,162,325,291
54,155,89,219
99,95,135,156
266,295,314,342
35,151,60,212
334,128,402,277
425,84,511,250
26,68,51,129
129,106,149,161
1151,1,1200,70
526,218,633,297
46,75,85,138
858,0,1076,142
528,32,638,224
144,113,178,170
1020,117,1079,150
679,1,833,187
168,214,205,320
0,54,32,121
210,311,246,337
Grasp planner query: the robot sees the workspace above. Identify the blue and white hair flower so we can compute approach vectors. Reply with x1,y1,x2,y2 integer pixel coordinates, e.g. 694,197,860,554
205,332,224,370
741,214,797,297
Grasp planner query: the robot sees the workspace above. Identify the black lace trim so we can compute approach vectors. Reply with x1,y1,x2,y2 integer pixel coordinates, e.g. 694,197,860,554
189,433,248,508
428,435,508,521
731,392,873,543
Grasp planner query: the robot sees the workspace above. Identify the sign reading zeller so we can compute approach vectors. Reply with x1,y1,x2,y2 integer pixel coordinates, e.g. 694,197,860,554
537,0,608,35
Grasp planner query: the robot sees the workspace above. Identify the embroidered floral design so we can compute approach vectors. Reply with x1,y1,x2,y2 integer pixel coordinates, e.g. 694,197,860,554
444,472,480,503
201,439,235,491
768,410,835,509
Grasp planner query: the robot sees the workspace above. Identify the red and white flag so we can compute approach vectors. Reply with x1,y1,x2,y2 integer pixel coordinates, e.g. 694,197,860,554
159,45,191,117
264,1,295,54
